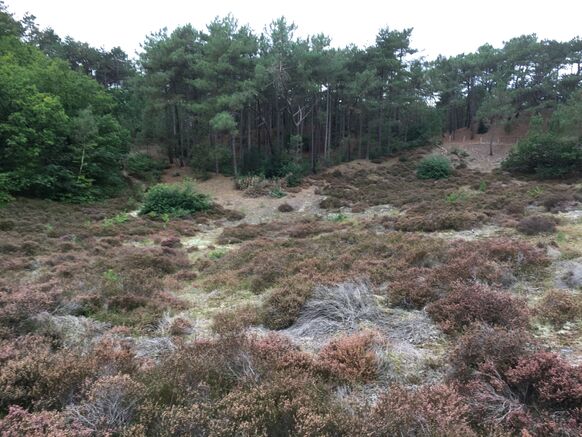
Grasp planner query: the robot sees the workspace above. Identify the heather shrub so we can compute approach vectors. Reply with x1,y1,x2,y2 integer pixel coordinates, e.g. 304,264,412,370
505,352,582,409
517,215,557,235
449,325,535,381
416,155,452,179
0,339,97,411
278,202,294,212
368,384,475,436
541,193,572,212
213,373,346,437
141,339,240,405
140,182,211,217
389,238,547,310
393,210,485,232
211,305,260,336
0,406,91,437
535,289,582,327
0,282,64,334
426,283,529,334
262,278,314,330
317,331,380,384
388,267,439,309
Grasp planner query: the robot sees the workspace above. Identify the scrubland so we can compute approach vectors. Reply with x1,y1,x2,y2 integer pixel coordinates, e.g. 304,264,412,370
1,151,581,436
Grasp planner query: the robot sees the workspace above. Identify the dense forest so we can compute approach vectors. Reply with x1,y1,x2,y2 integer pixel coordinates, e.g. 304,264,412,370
1,1,582,203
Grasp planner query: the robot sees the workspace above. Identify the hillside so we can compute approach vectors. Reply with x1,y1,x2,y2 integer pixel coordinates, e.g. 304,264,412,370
1,148,581,435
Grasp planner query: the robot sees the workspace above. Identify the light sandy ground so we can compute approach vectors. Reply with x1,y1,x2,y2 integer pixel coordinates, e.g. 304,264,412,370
195,175,325,225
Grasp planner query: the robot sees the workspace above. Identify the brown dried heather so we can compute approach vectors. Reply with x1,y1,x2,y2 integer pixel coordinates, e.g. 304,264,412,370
517,215,557,235
211,305,261,336
426,283,529,334
449,325,535,382
0,405,92,437
368,384,476,436
317,331,380,384
535,289,582,327
505,352,582,409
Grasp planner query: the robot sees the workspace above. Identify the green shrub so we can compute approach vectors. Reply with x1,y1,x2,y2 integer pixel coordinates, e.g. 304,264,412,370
126,153,166,182
140,182,211,217
502,132,582,178
416,155,452,180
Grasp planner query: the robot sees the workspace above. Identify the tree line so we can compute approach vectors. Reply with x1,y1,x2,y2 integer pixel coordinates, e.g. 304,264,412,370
1,1,582,202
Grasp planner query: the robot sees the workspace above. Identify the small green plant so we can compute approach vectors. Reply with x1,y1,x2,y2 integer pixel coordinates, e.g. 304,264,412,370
416,155,452,180
103,269,119,282
209,248,227,260
328,212,348,222
528,186,545,198
478,180,487,192
556,231,567,243
446,192,468,204
451,148,469,158
269,186,286,198
140,181,211,217
102,212,130,227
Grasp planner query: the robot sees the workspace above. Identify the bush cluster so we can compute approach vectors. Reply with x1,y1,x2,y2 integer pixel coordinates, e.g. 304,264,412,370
416,155,452,179
140,182,211,217
503,131,582,178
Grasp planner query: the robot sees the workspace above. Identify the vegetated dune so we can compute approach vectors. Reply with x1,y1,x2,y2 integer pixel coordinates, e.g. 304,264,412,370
1,150,582,436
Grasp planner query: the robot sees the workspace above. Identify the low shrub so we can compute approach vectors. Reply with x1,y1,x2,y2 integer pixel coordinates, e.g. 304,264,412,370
0,406,91,437
505,351,582,409
211,305,260,336
450,325,535,381
541,193,573,212
416,155,452,180
426,283,529,334
317,331,380,384
213,372,346,436
535,289,582,327
388,267,439,308
235,174,264,191
278,202,294,212
502,131,582,178
261,278,314,330
140,182,211,217
368,384,475,436
393,210,485,232
516,215,557,235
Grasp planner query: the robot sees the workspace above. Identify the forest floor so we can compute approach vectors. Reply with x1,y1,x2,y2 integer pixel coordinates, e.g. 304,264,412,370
1,147,581,434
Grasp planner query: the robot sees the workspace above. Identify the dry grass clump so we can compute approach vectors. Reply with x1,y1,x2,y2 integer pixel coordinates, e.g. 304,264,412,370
67,374,144,434
535,289,582,327
285,282,382,339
